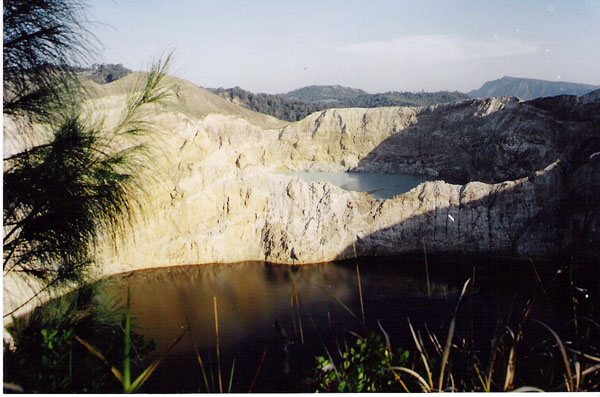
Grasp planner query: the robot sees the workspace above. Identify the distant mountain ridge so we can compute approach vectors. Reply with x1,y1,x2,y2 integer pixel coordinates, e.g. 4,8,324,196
209,85,469,121
469,76,599,100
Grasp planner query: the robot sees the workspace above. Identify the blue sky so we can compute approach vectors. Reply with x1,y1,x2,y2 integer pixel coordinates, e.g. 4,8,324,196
88,0,600,93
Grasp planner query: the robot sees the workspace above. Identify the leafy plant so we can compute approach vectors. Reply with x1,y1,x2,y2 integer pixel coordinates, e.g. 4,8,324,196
314,331,410,392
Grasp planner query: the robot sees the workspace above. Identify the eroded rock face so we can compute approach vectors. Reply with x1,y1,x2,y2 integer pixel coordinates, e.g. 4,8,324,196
89,94,598,272
4,86,600,318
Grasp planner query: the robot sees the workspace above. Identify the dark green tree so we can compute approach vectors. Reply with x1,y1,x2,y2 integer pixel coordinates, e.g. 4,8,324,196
3,0,95,121
3,0,175,317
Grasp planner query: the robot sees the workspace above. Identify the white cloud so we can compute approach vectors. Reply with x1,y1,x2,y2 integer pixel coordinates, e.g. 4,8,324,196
340,35,539,64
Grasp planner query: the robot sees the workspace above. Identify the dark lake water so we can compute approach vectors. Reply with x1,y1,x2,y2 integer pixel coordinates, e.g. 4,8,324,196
281,172,434,199
96,254,590,393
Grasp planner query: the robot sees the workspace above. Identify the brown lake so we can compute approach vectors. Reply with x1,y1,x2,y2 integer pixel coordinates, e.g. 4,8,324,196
96,254,575,392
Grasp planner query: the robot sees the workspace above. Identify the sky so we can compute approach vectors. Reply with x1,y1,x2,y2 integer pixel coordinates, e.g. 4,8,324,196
87,0,600,94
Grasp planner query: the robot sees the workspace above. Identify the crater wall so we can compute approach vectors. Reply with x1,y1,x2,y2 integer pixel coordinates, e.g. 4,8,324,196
4,86,599,318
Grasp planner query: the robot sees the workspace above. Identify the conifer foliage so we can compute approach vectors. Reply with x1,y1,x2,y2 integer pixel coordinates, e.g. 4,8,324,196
3,0,175,316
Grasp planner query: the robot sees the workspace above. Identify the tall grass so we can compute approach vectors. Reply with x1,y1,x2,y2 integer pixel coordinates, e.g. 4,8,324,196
185,295,238,393
3,283,155,393
312,260,600,392
75,287,187,393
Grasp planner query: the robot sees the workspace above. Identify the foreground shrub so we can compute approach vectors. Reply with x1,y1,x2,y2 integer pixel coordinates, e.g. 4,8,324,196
3,285,155,393
313,331,411,392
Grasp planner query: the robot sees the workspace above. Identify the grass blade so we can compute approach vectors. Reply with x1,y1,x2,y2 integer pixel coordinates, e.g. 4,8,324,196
391,366,432,393
314,283,362,325
407,318,433,389
294,284,305,344
438,278,470,392
227,358,236,393
566,348,600,363
127,326,187,393
290,278,298,337
74,335,124,384
485,322,501,392
307,310,341,381
473,363,488,392
504,299,536,391
214,296,223,393
248,347,268,393
575,363,600,378
186,315,211,393
424,323,442,354
575,360,581,391
423,240,431,297
208,353,215,393
504,344,517,391
124,288,131,391
439,315,457,391
353,242,366,326
534,319,574,392
377,320,393,358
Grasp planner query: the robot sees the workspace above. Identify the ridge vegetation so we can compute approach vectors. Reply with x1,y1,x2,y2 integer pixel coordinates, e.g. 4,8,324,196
209,85,469,122
78,63,132,84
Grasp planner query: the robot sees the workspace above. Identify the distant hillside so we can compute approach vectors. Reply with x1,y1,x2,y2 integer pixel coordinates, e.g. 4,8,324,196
469,76,599,100
83,73,288,129
208,87,320,122
210,85,469,121
280,85,367,104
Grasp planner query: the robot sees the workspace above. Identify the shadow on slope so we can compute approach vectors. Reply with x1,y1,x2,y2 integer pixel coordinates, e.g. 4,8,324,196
351,97,600,184
339,96,600,261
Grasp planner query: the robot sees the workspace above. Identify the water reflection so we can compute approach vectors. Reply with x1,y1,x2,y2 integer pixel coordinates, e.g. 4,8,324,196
97,259,471,392
100,262,352,352
99,261,466,352
280,172,434,199
98,254,568,393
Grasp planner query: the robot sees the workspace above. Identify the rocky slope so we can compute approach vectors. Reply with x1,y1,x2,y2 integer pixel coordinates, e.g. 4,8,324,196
89,92,599,272
4,77,600,318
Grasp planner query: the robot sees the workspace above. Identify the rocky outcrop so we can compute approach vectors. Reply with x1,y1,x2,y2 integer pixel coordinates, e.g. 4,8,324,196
4,80,600,318
580,89,600,104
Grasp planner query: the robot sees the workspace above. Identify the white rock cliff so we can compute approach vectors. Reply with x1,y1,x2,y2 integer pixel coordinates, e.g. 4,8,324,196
4,78,600,318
